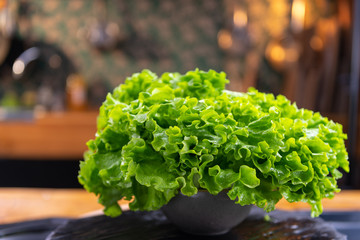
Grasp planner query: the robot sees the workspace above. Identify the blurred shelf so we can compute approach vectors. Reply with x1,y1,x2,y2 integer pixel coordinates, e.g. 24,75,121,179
0,111,98,160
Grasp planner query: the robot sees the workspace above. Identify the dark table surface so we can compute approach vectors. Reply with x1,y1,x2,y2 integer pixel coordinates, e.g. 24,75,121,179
1,208,359,240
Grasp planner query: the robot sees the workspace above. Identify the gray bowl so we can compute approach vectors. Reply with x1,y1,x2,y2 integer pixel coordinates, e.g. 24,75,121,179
161,191,252,235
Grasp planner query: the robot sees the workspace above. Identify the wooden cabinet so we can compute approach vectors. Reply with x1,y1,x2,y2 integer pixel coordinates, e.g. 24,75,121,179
0,111,98,160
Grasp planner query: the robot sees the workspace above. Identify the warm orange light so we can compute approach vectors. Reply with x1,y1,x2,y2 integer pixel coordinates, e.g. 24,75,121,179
310,35,324,51
272,0,288,15
270,45,286,62
0,0,6,10
338,0,351,29
291,0,306,32
217,29,232,50
233,6,248,28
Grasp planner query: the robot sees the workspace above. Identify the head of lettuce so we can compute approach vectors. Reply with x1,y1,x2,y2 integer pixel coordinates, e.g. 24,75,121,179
78,69,349,218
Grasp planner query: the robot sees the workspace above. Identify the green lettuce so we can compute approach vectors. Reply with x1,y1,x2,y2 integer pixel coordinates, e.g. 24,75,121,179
78,69,349,217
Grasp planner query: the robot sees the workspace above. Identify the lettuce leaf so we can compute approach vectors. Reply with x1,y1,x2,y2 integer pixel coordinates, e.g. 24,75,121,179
79,69,349,217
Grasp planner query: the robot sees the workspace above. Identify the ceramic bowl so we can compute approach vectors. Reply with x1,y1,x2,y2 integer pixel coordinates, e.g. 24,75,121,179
161,191,252,235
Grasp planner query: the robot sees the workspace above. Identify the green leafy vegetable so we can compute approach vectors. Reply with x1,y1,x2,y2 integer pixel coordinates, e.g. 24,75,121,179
79,69,349,217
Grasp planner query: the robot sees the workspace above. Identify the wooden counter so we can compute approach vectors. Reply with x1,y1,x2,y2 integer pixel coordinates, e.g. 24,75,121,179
0,188,359,224
0,111,98,160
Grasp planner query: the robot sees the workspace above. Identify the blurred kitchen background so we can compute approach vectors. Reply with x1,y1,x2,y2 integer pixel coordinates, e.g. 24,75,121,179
0,0,359,188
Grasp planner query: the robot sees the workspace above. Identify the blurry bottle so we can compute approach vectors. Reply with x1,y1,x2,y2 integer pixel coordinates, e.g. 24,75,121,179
66,73,87,111
21,89,37,109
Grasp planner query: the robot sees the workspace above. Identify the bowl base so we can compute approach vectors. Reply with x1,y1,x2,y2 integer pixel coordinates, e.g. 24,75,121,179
161,191,252,235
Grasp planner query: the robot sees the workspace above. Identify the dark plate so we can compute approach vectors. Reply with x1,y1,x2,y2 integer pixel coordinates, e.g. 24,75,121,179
320,211,360,239
2,209,359,240
0,218,68,240
46,208,347,240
